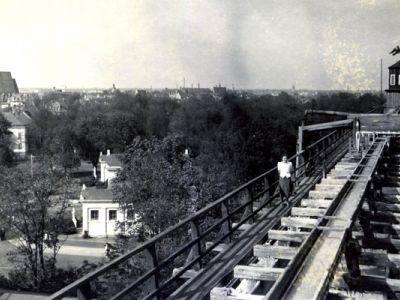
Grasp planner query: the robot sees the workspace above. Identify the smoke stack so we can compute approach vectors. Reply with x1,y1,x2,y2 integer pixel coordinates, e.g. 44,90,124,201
107,149,111,156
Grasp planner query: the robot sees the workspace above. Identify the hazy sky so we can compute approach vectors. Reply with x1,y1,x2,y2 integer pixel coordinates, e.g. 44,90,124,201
1,0,400,90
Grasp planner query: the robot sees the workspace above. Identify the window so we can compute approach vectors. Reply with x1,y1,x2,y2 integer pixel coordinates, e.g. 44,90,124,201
17,132,22,139
90,210,99,221
398,74,400,86
390,74,396,86
108,210,117,221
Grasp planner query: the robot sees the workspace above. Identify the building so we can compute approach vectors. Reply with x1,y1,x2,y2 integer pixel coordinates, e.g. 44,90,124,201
74,150,139,237
3,111,32,158
79,186,123,237
385,60,400,111
213,84,227,99
99,150,123,182
0,72,18,94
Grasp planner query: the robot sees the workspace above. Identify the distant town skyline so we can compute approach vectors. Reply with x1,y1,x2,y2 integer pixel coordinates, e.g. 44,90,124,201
1,0,400,90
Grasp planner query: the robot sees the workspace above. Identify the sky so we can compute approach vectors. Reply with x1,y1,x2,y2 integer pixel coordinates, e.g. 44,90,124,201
1,0,400,90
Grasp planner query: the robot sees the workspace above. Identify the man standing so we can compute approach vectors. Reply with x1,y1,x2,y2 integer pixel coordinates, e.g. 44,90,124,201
277,155,293,206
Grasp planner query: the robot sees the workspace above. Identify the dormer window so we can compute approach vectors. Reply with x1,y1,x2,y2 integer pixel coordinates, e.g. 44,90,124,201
390,74,396,86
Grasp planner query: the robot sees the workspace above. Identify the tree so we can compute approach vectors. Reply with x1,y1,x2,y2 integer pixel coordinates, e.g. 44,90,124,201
0,112,14,166
112,136,195,236
0,162,72,291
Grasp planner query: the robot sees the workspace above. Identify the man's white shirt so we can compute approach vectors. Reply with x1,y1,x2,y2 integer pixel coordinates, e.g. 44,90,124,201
277,161,293,178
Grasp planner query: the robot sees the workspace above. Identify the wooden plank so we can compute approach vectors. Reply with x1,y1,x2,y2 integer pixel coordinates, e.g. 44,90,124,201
253,245,298,260
301,199,332,208
313,185,342,191
210,287,265,300
234,265,284,281
370,221,400,236
268,230,309,243
388,253,400,265
381,195,400,204
320,178,347,185
205,242,229,253
291,207,326,217
371,211,400,224
375,201,400,212
281,217,318,228
383,187,400,195
308,190,338,199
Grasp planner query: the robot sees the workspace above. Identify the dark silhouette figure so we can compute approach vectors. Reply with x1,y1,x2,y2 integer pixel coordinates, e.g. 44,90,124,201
390,45,400,56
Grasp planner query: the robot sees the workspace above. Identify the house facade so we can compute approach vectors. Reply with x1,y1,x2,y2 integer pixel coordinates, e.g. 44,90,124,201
3,112,32,158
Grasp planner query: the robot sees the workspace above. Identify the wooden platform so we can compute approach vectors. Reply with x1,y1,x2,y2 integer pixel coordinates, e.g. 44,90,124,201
169,174,328,299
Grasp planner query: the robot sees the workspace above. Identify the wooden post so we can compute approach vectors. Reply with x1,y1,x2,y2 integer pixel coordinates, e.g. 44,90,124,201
296,122,304,183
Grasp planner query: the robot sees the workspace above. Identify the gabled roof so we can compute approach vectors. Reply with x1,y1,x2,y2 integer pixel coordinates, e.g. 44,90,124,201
389,61,400,69
100,153,123,168
0,72,18,93
81,186,113,201
3,112,32,126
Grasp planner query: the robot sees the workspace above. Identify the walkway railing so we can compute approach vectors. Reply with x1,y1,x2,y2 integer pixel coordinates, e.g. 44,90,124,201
50,128,353,300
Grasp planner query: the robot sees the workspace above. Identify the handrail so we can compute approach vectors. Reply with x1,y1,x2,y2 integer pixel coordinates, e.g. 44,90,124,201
49,127,353,300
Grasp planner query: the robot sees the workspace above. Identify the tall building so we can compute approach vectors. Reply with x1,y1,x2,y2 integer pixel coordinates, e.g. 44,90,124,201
0,72,19,94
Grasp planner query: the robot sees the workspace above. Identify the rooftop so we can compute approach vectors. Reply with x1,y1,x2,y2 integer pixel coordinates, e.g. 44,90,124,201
99,153,123,168
3,112,32,126
81,186,113,201
388,60,400,69
0,72,19,93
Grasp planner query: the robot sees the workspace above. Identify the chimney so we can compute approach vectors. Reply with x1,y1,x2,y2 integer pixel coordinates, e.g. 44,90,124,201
107,149,111,156
184,149,189,156
82,184,86,190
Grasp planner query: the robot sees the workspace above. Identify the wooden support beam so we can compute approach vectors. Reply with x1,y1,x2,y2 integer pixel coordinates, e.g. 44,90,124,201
234,265,284,281
281,217,318,229
268,230,309,243
291,207,327,217
210,287,265,300
253,245,298,260
301,199,332,208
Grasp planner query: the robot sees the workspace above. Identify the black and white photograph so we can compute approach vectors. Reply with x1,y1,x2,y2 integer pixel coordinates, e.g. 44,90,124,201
0,1,400,299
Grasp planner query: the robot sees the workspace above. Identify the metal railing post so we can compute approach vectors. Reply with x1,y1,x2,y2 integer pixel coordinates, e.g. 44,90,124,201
190,219,202,269
77,283,92,300
147,243,160,300
220,201,232,242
